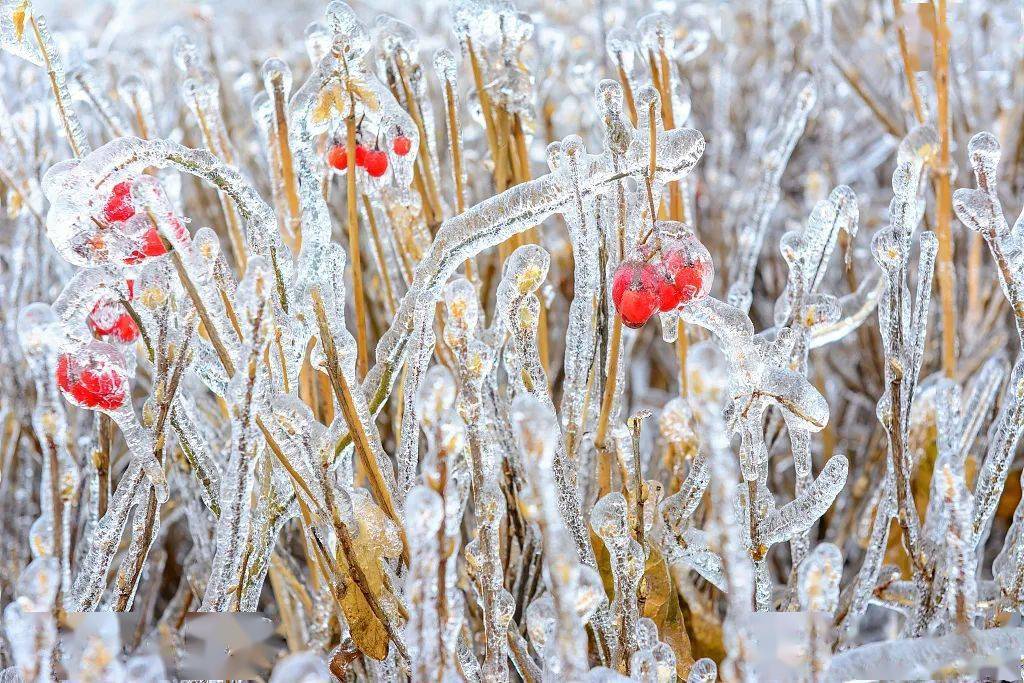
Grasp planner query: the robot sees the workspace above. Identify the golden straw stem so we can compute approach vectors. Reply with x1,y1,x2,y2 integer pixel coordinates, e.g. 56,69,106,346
345,115,369,378
932,0,957,378
270,73,302,252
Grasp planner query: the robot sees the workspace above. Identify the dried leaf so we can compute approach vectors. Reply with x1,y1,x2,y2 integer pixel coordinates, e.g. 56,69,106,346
311,84,346,125
589,529,615,600
346,77,378,111
336,492,403,660
11,0,28,42
643,544,694,677
641,543,672,618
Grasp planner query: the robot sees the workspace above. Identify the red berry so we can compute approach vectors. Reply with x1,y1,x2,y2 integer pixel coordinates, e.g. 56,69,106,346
88,302,140,343
123,216,186,265
327,144,348,170
88,283,139,344
103,181,136,223
111,313,140,343
611,259,661,328
393,135,412,156
364,150,388,177
56,343,128,411
355,144,368,167
657,240,713,311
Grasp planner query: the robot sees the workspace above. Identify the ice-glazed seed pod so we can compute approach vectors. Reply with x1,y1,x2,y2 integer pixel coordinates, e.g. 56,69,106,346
502,243,549,295
304,21,333,64
686,658,718,683
605,27,637,73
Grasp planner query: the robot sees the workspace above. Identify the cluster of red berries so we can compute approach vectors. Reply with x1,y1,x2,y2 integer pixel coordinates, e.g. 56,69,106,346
327,133,412,178
87,280,140,344
611,232,713,328
56,341,128,411
101,180,188,264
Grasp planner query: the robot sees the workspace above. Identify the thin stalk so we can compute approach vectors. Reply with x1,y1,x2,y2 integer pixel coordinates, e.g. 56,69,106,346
270,72,302,252
932,0,957,378
615,57,639,126
361,194,397,315
345,115,369,377
891,0,925,124
29,16,88,157
442,77,475,279
395,54,443,225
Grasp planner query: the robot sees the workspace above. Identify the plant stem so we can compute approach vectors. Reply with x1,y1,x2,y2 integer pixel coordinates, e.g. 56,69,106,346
932,0,957,378
345,115,369,378
270,72,302,252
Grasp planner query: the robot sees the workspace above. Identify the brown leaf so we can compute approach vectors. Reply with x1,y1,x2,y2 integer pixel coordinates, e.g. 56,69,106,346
311,84,345,125
589,529,615,600
12,0,29,43
336,491,403,660
679,587,725,666
643,544,694,677
346,77,378,111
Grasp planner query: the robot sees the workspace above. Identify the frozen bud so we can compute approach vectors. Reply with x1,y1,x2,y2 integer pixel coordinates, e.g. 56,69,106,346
871,228,904,272
591,492,629,542
526,596,555,652
605,27,636,71
326,1,371,59
17,303,60,356
376,15,418,58
595,79,624,119
636,617,659,649
896,124,939,167
417,365,457,425
500,9,533,49
171,32,200,71
968,131,1001,184
261,57,292,96
798,542,843,613
504,243,550,294
463,339,494,380
433,48,457,83
444,277,481,330
29,517,53,558
16,557,60,611
637,13,672,53
405,486,445,538
686,658,718,683
304,22,333,64
574,566,606,622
